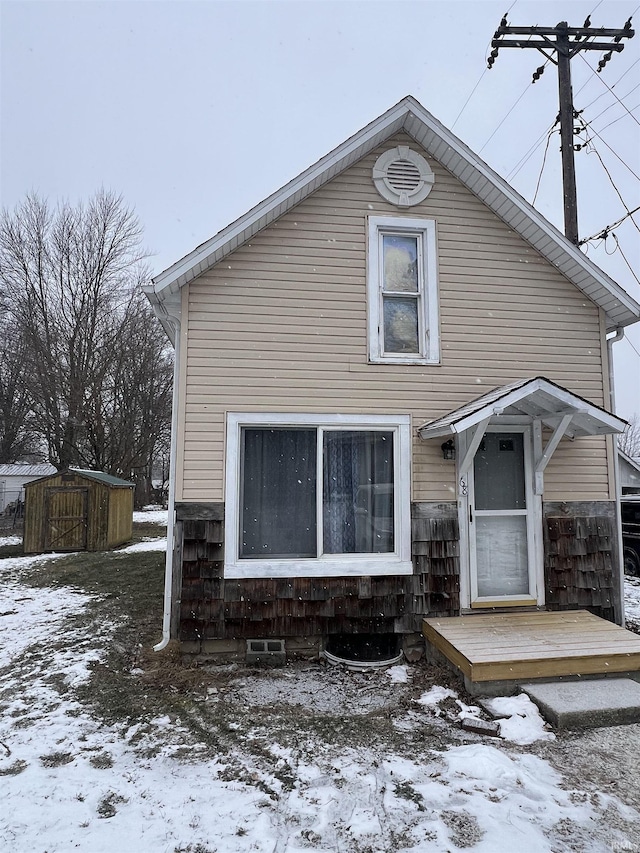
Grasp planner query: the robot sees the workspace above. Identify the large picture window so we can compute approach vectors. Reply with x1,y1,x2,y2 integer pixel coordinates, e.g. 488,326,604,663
367,216,439,364
225,414,412,578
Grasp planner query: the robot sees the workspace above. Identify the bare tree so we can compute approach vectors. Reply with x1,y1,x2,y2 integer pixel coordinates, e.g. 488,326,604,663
0,191,172,498
83,290,173,503
619,414,640,458
0,323,39,462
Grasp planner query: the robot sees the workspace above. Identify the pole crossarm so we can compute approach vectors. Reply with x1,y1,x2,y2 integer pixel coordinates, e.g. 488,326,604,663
495,26,635,38
492,41,626,52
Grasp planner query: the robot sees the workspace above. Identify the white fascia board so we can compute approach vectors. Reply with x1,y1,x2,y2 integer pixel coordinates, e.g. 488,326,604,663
142,284,180,346
403,102,640,330
148,95,640,330
417,423,457,439
449,381,625,436
150,107,409,296
619,449,640,474
418,378,627,439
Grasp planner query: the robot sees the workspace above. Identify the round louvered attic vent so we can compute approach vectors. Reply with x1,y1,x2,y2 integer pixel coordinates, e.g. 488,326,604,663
372,145,435,207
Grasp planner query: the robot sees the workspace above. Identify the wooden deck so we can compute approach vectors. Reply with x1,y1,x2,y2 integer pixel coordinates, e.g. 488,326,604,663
423,610,640,684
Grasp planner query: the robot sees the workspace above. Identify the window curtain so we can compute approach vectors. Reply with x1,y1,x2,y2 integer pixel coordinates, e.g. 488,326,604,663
240,428,316,558
323,430,394,554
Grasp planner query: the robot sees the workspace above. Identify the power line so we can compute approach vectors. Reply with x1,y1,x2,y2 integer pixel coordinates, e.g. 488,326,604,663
452,70,488,129
624,332,640,359
579,205,640,244
532,128,556,205
579,58,640,112
612,233,640,286
584,118,640,182
589,82,640,123
452,0,520,130
580,122,640,234
578,52,640,126
507,119,558,181
599,103,640,132
478,79,535,154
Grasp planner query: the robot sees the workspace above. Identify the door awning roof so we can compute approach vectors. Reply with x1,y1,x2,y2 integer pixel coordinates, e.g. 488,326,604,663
417,377,627,440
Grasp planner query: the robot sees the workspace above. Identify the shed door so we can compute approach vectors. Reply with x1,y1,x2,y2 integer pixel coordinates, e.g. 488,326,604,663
45,487,88,551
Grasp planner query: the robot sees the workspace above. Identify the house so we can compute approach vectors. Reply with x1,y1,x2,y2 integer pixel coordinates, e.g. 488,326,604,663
0,463,56,514
144,96,640,671
23,469,134,554
620,450,640,576
619,449,640,495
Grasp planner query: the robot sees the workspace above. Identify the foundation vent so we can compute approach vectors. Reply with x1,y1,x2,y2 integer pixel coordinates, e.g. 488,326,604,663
246,638,286,665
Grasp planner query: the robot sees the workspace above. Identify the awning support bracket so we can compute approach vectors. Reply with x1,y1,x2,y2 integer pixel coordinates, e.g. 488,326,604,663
458,416,492,476
534,413,573,495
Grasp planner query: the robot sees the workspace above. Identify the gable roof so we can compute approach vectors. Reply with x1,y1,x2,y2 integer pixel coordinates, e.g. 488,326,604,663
24,468,135,488
619,449,640,488
144,95,640,337
71,469,134,488
0,463,56,478
417,376,627,440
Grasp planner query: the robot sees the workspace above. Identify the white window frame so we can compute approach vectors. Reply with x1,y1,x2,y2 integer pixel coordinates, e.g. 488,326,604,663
224,412,413,579
367,216,439,365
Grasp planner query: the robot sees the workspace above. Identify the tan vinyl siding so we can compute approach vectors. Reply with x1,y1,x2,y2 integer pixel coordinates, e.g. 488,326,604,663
178,132,609,502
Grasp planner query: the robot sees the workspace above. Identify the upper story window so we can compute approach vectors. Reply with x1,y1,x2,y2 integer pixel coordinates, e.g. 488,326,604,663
367,216,439,365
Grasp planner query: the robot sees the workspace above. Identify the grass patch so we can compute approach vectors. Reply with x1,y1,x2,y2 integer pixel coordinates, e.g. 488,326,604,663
97,791,128,818
0,759,28,776
15,523,169,732
89,751,114,769
40,751,75,767
0,542,22,559
394,780,425,810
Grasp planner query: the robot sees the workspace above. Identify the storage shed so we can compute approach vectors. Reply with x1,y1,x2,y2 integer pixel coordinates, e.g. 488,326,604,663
24,469,134,554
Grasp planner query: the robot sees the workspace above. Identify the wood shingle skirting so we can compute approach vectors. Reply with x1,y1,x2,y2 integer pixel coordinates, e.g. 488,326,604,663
543,501,618,623
173,500,621,651
175,500,460,646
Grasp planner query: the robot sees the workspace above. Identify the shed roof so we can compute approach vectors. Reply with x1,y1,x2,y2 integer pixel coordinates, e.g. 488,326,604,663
23,468,134,488
144,95,640,338
417,376,627,440
71,469,134,487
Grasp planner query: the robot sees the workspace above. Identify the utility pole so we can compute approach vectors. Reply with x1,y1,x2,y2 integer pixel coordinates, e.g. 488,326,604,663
488,17,634,245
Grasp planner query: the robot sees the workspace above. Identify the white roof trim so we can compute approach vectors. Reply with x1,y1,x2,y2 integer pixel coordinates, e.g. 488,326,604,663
417,376,627,439
148,96,640,332
619,448,640,475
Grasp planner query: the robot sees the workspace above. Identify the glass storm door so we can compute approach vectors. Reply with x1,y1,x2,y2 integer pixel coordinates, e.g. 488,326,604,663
469,429,536,605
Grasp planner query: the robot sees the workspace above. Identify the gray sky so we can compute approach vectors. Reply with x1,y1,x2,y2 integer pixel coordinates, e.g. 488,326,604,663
1,0,639,418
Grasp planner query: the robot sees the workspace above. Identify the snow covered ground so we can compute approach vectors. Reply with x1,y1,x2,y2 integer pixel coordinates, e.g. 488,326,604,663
133,508,168,525
625,576,640,632
1,519,640,851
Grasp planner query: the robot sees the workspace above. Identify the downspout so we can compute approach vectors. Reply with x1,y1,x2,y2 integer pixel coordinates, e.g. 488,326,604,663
155,301,182,651
607,326,625,627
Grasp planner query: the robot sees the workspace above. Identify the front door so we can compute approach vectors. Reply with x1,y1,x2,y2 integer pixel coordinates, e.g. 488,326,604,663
468,427,539,607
